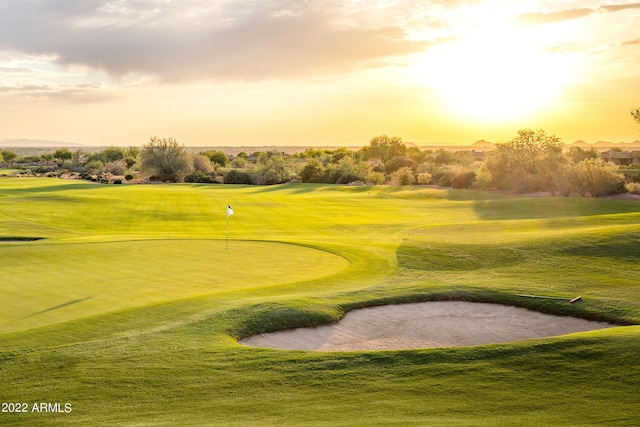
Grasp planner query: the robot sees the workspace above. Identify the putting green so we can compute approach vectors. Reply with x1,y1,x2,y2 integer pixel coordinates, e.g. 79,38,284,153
0,239,348,333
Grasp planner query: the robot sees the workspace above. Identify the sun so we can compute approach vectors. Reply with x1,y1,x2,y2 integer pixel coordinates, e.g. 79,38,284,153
412,26,577,123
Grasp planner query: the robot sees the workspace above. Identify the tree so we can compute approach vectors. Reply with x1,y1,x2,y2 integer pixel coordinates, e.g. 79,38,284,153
568,146,598,163
362,135,406,164
251,151,295,185
53,148,73,163
192,154,214,174
632,108,640,125
202,150,229,167
483,128,565,192
140,137,191,182
1,150,17,166
385,156,415,174
325,155,372,184
101,146,125,163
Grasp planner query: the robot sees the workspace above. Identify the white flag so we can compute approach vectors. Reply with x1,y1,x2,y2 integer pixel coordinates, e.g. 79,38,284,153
227,205,234,216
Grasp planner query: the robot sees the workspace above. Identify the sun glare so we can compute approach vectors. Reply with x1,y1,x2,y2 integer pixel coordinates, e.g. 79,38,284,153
412,25,577,123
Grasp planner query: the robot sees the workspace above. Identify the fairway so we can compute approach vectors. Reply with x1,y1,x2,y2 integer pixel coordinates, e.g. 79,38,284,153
1,178,639,426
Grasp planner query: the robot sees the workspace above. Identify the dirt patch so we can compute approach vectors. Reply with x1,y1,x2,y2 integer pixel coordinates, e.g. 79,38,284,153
240,301,615,351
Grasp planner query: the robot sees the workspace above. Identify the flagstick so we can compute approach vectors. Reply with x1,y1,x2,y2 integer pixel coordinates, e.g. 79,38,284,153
226,213,229,250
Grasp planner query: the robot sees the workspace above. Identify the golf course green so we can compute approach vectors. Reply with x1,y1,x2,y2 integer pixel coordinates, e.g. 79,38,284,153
0,177,638,426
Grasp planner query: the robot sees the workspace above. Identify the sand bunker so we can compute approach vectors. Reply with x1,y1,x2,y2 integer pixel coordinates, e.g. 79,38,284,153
240,301,615,351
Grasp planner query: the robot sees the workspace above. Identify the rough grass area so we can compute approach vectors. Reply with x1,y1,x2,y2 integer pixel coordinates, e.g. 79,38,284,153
0,178,638,426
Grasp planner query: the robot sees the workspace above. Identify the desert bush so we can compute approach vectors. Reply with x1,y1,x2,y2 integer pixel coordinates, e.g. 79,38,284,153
192,154,214,174
202,150,229,167
385,156,415,174
113,179,123,184
451,171,476,189
366,171,386,185
125,174,134,181
554,158,626,197
84,160,104,175
417,172,432,185
231,157,247,168
34,166,56,174
300,159,325,183
60,160,84,173
104,160,128,175
390,166,415,185
224,169,253,185
252,151,296,185
140,137,191,183
184,171,216,183
483,128,565,192
626,182,640,194
324,156,372,184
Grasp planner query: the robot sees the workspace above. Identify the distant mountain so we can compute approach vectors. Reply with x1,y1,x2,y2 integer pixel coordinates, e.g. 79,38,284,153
471,139,494,148
569,140,640,149
0,138,86,148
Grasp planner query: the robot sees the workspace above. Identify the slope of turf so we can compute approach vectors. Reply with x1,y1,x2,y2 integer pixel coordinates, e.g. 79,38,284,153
0,178,638,426
0,239,348,333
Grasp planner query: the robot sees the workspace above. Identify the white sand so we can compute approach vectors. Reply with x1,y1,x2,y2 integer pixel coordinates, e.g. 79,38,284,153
240,301,615,351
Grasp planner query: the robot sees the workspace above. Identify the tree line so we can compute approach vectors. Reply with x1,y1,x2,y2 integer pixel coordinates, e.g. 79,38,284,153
2,121,640,197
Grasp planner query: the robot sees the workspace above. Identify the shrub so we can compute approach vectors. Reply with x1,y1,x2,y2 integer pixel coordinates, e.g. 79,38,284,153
224,170,253,185
202,150,229,167
113,179,123,184
483,128,565,192
336,173,360,185
451,172,476,189
192,154,214,173
416,172,432,185
184,171,216,183
366,172,386,185
390,166,415,185
385,156,415,174
626,182,640,194
84,160,104,175
104,160,128,175
140,137,191,183
555,159,626,197
125,174,134,181
300,159,325,183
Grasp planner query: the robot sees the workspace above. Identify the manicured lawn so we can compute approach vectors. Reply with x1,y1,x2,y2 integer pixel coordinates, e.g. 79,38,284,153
0,178,638,426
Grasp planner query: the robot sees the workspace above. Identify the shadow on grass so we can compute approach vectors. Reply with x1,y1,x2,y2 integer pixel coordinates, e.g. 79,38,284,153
0,237,44,242
0,182,101,195
471,196,640,221
22,296,95,319
245,183,336,195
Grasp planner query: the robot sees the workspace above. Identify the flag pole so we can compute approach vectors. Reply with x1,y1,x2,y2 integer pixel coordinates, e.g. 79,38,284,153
226,205,233,250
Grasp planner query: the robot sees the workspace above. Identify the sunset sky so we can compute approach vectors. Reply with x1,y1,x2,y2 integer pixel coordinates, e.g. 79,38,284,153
1,0,639,147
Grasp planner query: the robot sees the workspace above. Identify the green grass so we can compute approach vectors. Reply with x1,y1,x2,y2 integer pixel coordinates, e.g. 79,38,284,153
0,168,25,175
0,177,639,426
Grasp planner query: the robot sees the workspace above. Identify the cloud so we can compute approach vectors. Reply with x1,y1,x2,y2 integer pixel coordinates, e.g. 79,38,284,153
0,66,40,74
601,2,640,13
514,8,594,25
513,2,640,26
0,81,113,103
0,0,430,82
